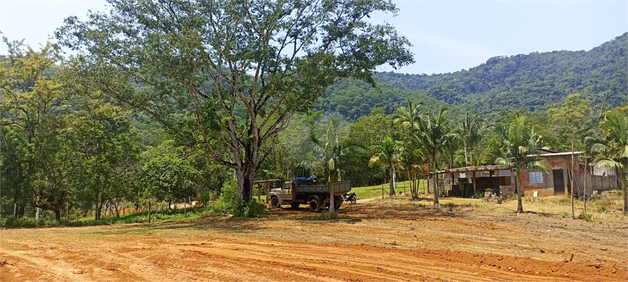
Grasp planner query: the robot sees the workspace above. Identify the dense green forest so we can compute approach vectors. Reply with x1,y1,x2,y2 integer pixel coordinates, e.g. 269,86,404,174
319,33,627,121
1,0,627,223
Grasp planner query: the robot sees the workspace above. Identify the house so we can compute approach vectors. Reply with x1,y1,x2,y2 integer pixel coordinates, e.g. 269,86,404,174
432,149,620,197
520,149,620,196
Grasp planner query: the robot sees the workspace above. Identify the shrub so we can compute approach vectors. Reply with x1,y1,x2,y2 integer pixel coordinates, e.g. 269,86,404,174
1,217,61,228
215,179,266,218
578,212,593,222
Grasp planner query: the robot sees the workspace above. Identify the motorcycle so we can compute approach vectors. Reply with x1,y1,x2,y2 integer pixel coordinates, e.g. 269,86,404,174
343,192,357,204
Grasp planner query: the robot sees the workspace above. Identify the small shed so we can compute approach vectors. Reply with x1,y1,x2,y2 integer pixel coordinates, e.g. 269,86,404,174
434,165,515,197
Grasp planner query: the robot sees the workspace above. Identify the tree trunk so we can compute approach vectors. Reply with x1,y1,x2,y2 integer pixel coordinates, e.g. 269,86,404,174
95,190,101,221
516,168,524,213
54,209,61,221
389,166,396,196
328,173,336,215
622,167,627,215
433,160,439,206
235,166,255,202
464,145,468,165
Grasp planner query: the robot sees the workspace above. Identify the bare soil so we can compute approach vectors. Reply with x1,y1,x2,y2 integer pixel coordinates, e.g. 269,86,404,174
1,197,627,281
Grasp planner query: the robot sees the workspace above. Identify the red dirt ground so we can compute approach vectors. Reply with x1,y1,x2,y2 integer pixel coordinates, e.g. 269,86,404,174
1,199,627,281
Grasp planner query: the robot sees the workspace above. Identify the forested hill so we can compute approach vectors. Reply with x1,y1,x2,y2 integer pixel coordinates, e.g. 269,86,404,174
319,33,627,120
376,33,627,113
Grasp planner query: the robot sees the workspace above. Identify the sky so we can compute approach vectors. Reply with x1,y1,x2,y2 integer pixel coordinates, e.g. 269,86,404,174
0,0,626,75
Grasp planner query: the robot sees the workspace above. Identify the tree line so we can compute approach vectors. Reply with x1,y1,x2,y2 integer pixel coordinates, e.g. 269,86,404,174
1,0,626,222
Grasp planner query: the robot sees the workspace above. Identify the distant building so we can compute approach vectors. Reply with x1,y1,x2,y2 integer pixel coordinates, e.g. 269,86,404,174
433,149,620,197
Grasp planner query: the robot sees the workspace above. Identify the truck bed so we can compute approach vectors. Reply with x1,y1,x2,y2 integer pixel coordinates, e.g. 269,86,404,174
294,181,351,194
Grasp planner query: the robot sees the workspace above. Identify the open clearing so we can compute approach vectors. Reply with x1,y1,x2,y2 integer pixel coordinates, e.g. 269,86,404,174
1,196,627,281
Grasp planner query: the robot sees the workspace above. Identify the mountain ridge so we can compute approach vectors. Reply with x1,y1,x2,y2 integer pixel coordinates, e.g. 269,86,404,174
370,33,627,116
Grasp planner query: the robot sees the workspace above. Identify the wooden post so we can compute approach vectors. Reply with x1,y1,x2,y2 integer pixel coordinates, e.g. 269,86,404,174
584,156,587,213
472,171,477,197
571,142,575,219
451,172,455,197
147,199,151,224
257,183,261,201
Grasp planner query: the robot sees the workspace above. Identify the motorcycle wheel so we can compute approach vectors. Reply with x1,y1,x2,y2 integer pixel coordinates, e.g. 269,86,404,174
350,195,356,204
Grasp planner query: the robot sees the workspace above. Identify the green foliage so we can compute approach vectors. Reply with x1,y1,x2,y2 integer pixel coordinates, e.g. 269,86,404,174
586,107,628,213
215,180,266,218
578,212,593,222
0,207,214,228
494,115,549,213
375,33,627,118
56,0,414,202
141,141,200,201
547,94,593,151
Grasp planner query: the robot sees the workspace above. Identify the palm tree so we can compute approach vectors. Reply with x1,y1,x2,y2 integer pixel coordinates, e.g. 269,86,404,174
301,119,364,215
462,113,484,165
369,137,400,196
494,115,548,213
393,98,422,132
393,99,427,199
414,107,457,207
586,108,627,214
398,142,427,199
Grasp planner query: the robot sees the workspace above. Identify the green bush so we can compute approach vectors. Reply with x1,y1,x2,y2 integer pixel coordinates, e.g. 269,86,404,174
215,179,266,218
578,212,593,222
1,217,61,228
0,206,214,228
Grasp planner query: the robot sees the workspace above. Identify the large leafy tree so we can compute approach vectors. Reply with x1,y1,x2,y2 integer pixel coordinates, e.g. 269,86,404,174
495,115,547,213
56,0,413,202
141,141,201,206
547,94,593,151
0,40,70,219
586,107,627,214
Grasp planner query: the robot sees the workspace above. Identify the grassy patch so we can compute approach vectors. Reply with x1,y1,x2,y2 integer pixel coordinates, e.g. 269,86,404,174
351,179,427,200
299,212,352,221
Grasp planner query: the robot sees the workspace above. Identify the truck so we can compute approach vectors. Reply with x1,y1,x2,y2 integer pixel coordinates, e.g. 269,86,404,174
267,180,351,213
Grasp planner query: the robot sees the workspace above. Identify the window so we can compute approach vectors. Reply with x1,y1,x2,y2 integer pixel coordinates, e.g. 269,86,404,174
528,172,543,184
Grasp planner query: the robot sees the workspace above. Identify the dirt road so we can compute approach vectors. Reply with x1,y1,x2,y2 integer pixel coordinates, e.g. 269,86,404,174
1,199,627,281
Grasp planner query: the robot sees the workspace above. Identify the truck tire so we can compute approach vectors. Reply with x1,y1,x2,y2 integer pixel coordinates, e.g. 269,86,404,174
290,202,300,209
270,196,281,208
309,197,322,213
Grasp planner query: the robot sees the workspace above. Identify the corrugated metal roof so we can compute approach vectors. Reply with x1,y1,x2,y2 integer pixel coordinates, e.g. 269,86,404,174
533,151,583,157
438,165,512,174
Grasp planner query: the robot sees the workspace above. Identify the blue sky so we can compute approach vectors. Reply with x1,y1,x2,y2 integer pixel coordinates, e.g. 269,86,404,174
1,0,626,75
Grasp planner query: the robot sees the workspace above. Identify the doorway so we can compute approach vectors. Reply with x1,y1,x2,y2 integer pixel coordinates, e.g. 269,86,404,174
553,169,565,194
